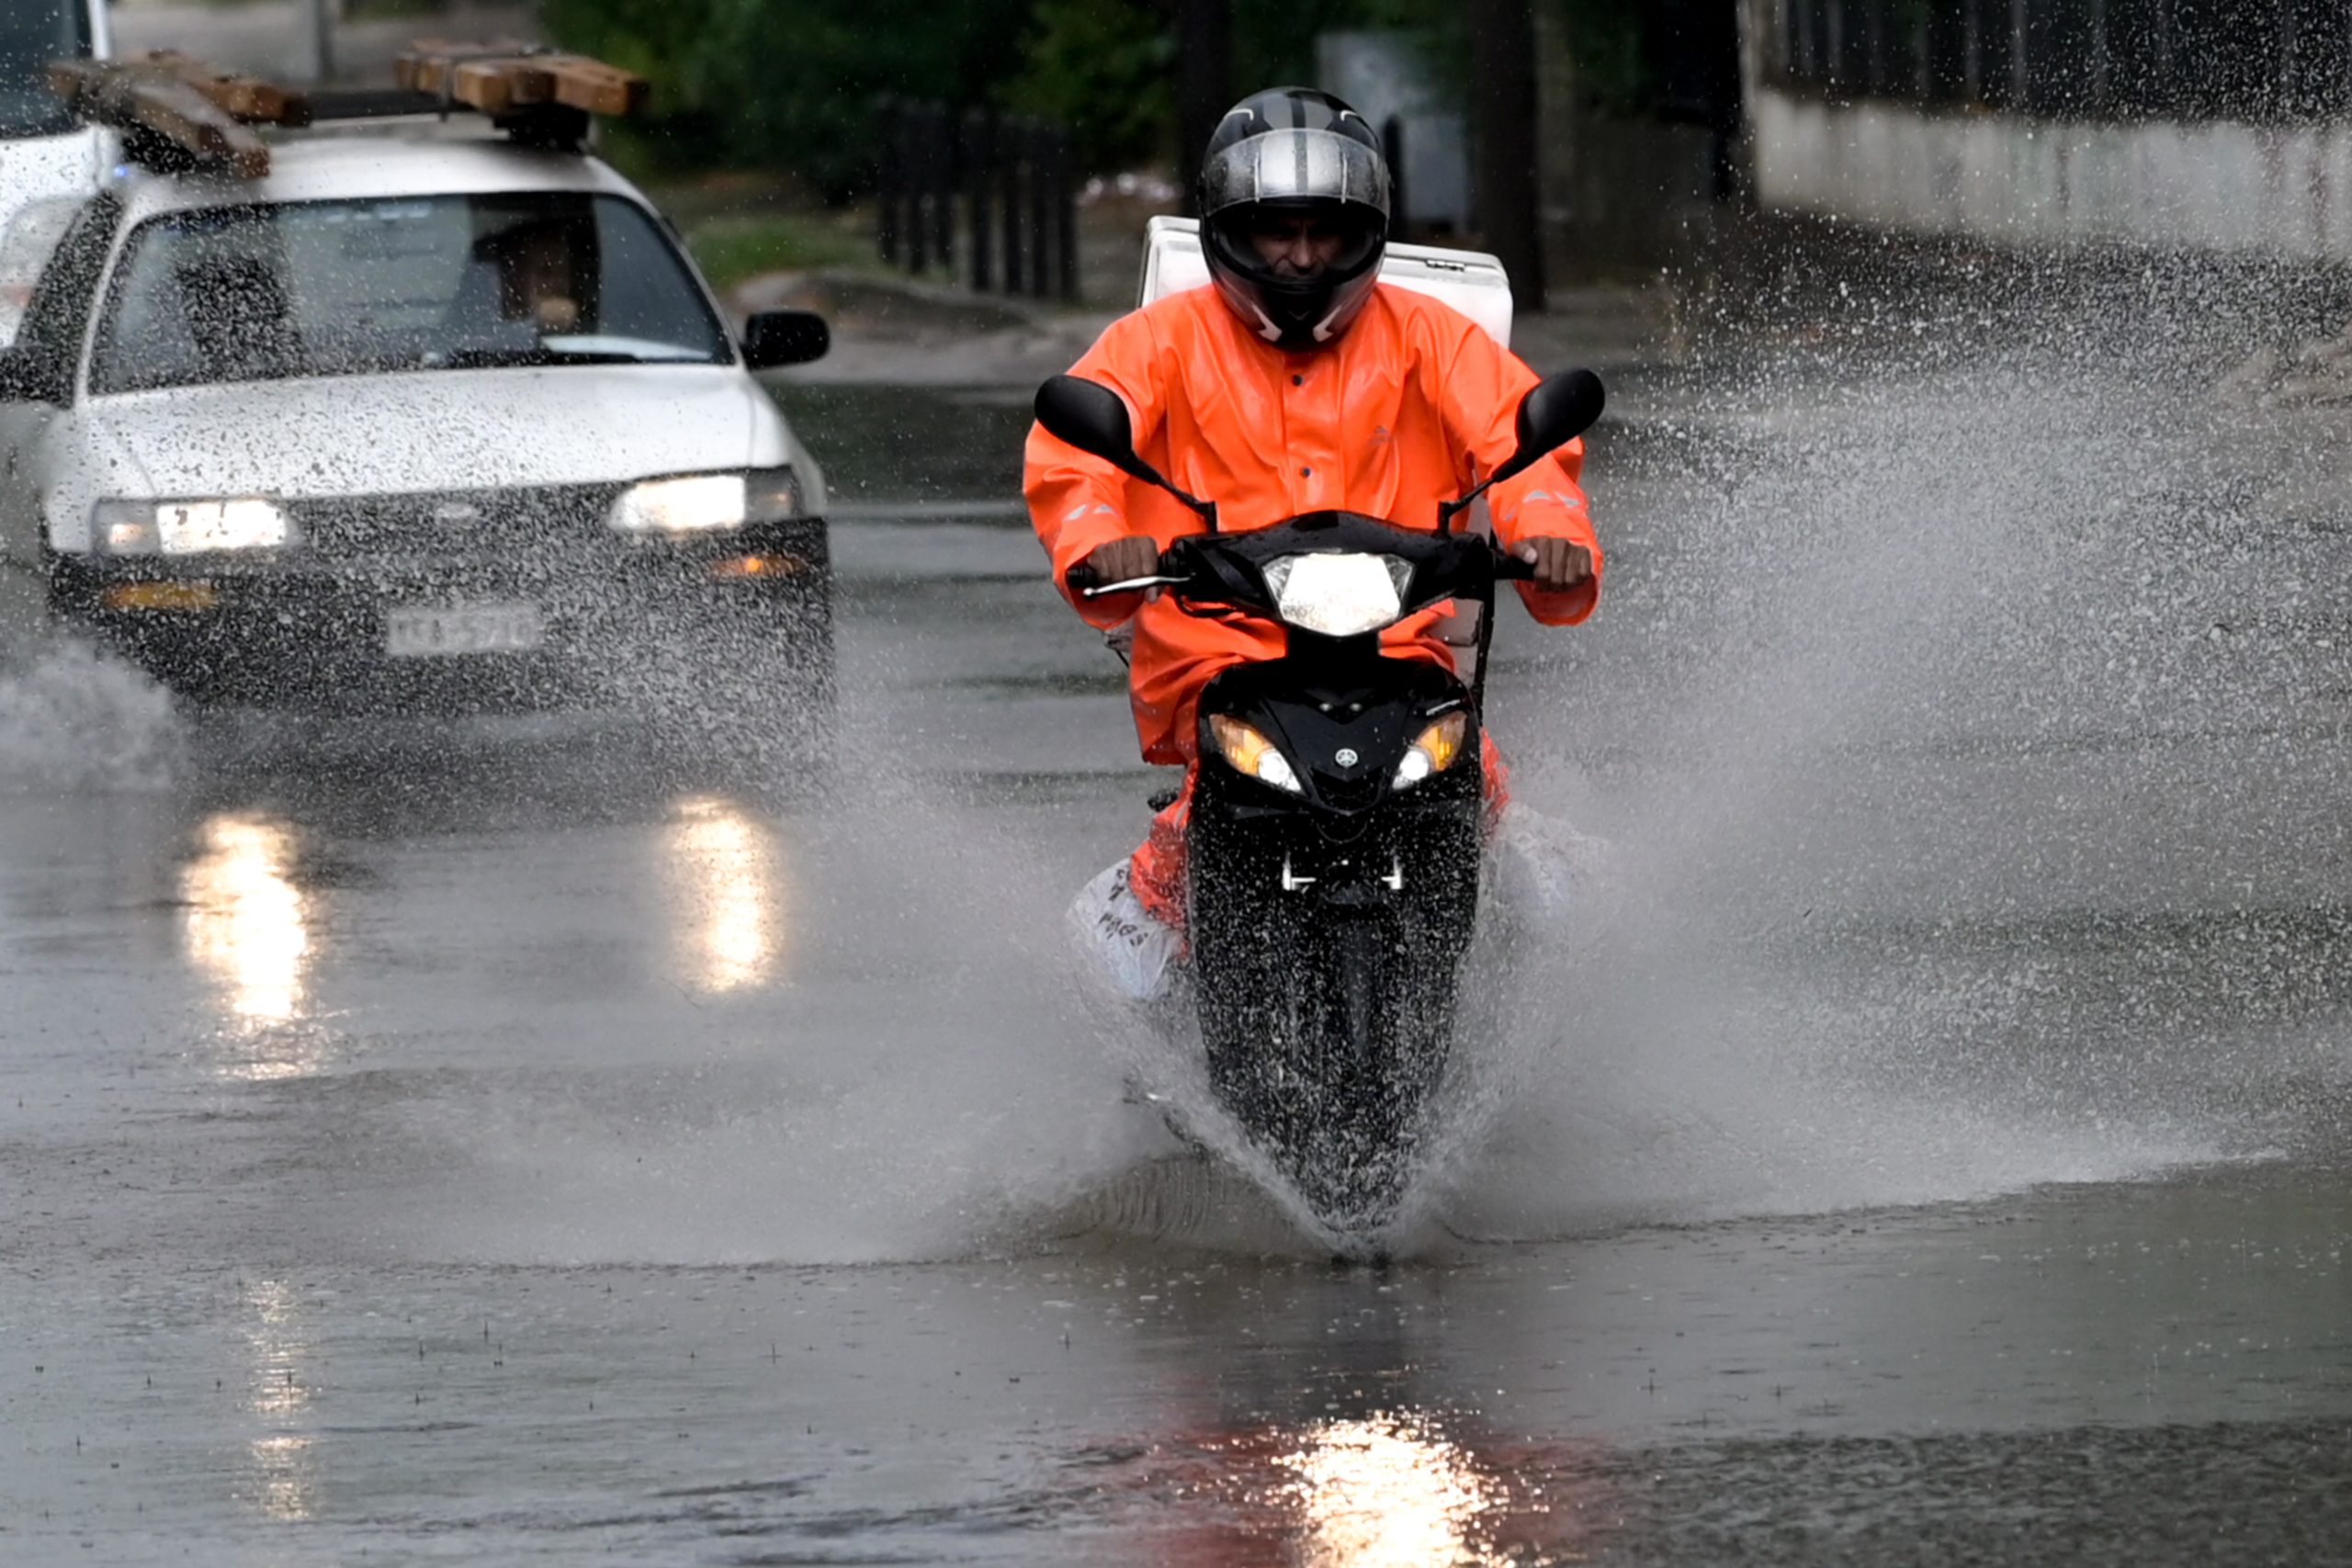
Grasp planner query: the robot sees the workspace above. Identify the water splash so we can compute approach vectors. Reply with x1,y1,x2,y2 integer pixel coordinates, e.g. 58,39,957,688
0,638,182,793
251,260,2352,1266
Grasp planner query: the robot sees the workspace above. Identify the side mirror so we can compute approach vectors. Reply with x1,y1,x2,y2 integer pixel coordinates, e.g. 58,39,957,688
1034,374,1144,474
1440,367,1607,529
1034,374,1219,528
741,310,830,371
1501,368,1607,485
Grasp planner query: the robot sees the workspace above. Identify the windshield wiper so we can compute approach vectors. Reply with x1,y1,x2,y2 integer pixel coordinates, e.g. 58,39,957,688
441,346,648,369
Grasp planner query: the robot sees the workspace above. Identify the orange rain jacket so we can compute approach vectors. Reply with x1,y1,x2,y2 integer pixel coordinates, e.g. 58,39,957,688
1024,282,1602,770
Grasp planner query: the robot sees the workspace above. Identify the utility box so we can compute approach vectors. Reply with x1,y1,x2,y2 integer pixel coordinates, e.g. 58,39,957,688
1137,216,1512,347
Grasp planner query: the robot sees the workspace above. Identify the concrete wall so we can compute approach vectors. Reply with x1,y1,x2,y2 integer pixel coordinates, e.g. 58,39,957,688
1749,85,2352,262
1742,0,2352,264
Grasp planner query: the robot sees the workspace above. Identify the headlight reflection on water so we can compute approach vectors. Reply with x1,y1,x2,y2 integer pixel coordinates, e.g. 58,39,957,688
662,795,793,993
1279,1415,1510,1568
245,1435,317,1523
181,813,314,1050
241,1279,317,1523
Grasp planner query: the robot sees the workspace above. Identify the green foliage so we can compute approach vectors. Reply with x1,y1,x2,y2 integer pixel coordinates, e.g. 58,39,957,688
1551,0,1653,114
683,212,880,293
1001,0,1176,172
546,0,1611,192
999,0,1435,176
544,0,1032,198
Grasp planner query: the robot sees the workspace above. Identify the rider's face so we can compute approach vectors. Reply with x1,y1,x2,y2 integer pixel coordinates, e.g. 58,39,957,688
1247,212,1351,278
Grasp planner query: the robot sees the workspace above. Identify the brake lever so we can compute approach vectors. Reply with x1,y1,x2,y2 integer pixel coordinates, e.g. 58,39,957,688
1077,572,1188,600
1066,537,1204,601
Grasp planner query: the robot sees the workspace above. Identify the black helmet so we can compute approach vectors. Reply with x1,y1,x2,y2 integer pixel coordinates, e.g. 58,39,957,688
1197,86,1390,351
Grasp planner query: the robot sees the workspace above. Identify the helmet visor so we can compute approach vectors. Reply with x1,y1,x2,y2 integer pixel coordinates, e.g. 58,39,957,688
1207,203,1385,285
1199,127,1390,221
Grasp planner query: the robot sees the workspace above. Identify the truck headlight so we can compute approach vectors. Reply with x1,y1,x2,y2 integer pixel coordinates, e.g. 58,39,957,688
607,468,802,535
1209,714,1304,794
94,497,294,555
1392,712,1468,790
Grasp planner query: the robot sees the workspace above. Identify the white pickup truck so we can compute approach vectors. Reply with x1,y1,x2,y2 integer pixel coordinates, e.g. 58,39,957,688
0,50,839,728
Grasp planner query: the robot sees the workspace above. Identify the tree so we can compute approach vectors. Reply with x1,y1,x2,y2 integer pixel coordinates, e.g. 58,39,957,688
542,0,1032,197
1003,0,1178,174
1468,0,1544,308
1174,0,1232,204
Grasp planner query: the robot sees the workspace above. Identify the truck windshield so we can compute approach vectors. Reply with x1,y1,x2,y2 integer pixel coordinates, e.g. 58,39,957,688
0,0,91,139
91,191,733,394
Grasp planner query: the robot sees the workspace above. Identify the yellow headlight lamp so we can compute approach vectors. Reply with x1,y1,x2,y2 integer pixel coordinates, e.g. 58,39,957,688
1393,712,1468,789
1209,714,1304,794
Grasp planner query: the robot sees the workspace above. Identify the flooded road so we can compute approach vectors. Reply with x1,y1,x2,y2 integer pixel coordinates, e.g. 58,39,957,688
5,327,2351,1563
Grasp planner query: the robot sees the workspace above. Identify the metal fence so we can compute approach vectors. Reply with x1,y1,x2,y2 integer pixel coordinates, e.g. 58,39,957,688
874,97,1077,300
1772,0,2352,120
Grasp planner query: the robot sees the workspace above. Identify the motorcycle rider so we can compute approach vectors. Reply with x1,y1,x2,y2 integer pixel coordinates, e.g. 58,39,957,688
1025,87,1600,1001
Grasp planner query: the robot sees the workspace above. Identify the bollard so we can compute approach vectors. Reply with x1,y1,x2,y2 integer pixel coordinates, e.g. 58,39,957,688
963,107,994,292
1000,118,1026,295
1024,118,1053,299
1050,125,1078,302
924,101,956,273
900,101,927,274
875,96,900,266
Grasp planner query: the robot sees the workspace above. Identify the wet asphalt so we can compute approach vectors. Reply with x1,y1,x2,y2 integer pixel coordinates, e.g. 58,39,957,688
4,332,2352,1564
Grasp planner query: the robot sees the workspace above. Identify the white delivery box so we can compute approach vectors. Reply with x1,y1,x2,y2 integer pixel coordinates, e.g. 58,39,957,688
1136,214,1513,347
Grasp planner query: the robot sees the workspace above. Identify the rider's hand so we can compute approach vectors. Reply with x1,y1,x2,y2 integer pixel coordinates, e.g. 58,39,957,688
1517,536,1594,592
1085,536,1163,590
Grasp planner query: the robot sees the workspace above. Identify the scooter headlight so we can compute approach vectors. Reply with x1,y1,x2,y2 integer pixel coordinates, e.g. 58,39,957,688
1259,552,1414,637
1392,712,1469,790
1209,715,1304,794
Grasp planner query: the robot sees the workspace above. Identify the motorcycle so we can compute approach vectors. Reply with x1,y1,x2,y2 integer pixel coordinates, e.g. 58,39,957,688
1037,367,1607,1238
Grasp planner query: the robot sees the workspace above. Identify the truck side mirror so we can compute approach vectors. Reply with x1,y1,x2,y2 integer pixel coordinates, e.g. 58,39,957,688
741,310,830,370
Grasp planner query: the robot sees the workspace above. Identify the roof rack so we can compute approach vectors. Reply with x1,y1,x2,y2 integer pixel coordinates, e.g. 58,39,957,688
47,43,650,177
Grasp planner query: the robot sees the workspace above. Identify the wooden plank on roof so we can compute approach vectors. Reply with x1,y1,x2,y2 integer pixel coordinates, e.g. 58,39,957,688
543,57,650,118
46,57,273,177
451,58,551,117
139,50,313,128
394,40,648,120
392,38,534,99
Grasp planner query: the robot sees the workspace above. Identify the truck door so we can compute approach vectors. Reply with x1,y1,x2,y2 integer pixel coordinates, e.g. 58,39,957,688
0,191,112,645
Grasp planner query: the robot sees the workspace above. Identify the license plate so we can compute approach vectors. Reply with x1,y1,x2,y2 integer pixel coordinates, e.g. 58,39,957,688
383,603,544,657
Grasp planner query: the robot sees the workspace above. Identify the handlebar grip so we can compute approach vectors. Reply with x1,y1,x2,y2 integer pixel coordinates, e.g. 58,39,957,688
1065,560,1102,593
1491,548,1537,582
